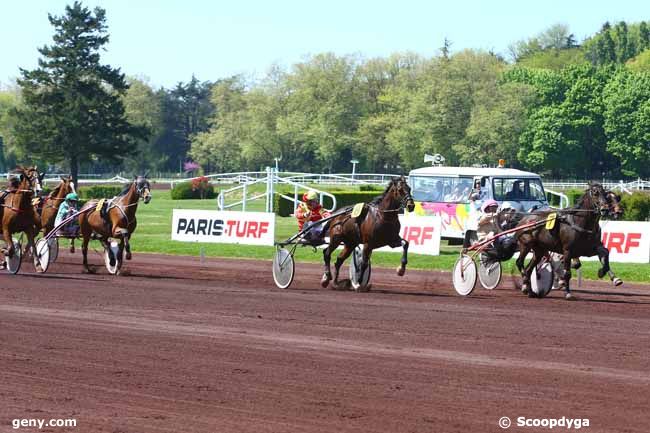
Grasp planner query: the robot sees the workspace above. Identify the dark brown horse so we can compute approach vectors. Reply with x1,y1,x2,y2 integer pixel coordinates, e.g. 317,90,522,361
515,182,611,300
568,190,624,286
78,176,152,273
0,166,43,270
321,176,415,290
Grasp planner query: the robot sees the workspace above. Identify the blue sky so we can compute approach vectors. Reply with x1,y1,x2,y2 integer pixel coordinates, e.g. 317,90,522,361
1,0,647,89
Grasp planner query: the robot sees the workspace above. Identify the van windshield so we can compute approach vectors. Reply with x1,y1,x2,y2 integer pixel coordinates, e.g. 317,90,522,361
492,177,546,201
411,176,474,203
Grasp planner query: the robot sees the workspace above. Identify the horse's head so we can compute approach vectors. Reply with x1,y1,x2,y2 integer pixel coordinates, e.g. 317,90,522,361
605,191,623,220
23,166,43,195
61,175,76,195
585,182,610,216
135,175,152,204
390,176,415,212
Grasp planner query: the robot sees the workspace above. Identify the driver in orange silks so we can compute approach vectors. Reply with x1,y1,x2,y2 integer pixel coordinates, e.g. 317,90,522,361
296,190,331,245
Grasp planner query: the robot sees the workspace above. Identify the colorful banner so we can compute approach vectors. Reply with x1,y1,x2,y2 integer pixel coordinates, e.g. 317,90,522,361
172,210,275,246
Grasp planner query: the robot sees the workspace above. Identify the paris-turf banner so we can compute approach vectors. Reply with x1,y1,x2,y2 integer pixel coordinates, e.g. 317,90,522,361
581,221,650,263
377,215,442,256
172,210,275,246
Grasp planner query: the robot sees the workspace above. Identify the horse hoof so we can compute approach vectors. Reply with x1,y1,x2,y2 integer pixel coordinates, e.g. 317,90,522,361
565,293,576,301
597,269,606,279
613,278,623,287
320,275,331,288
396,267,405,277
521,284,529,295
126,252,132,260
83,267,96,274
70,246,75,254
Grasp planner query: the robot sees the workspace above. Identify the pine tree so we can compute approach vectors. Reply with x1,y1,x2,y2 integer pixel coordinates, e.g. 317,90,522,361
640,21,650,52
11,2,146,183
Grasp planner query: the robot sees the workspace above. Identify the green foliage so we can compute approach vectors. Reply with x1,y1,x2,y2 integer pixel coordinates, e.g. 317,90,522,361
619,192,650,221
78,185,124,199
10,2,147,183
170,181,216,200
627,49,650,72
602,69,650,177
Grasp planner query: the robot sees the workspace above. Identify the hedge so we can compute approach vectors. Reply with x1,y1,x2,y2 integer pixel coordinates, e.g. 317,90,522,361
171,181,216,200
620,192,650,221
78,185,124,199
274,191,382,217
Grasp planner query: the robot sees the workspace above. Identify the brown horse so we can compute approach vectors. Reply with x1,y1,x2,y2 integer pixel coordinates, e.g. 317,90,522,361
36,175,76,251
78,176,151,273
0,166,43,270
321,176,415,290
515,182,611,300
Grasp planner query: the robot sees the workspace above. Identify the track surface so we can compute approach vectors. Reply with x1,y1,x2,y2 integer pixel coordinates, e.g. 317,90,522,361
1,252,649,433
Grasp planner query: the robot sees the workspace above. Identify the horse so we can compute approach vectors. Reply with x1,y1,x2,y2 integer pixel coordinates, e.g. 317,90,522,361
78,176,152,274
36,175,76,251
566,189,624,286
515,182,611,300
0,166,43,270
321,176,415,290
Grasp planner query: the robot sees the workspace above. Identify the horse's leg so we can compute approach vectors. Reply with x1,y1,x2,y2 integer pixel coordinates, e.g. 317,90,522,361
70,238,75,254
333,244,353,287
397,238,409,276
596,244,622,286
516,244,531,293
321,242,334,288
3,227,14,259
26,227,41,272
80,218,95,274
559,250,575,300
125,233,132,260
522,249,542,297
358,243,373,292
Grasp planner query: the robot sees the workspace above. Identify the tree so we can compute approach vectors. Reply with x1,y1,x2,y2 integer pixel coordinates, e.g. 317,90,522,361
640,21,650,51
122,77,165,173
603,69,650,177
10,2,145,184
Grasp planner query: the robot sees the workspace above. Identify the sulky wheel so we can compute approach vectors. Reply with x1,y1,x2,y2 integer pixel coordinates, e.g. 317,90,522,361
453,254,477,296
272,247,295,289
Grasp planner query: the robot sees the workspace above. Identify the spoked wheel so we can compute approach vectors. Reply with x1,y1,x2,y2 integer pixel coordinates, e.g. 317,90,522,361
5,239,22,274
104,241,122,275
531,261,554,298
349,245,371,291
49,238,59,263
478,254,501,290
453,254,477,296
34,238,51,273
272,247,295,289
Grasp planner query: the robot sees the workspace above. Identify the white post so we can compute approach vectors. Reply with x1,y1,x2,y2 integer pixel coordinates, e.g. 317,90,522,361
265,167,271,213
242,182,247,212
294,184,298,209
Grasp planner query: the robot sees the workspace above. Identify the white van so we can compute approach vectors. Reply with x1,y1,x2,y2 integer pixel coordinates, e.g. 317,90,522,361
407,164,564,240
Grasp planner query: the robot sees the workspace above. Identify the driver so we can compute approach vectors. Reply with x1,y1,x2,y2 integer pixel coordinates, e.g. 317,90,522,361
54,193,80,237
295,190,331,244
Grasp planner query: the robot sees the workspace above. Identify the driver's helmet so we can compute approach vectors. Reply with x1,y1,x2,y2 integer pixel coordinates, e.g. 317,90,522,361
481,199,499,213
65,192,79,202
302,190,318,202
499,201,522,213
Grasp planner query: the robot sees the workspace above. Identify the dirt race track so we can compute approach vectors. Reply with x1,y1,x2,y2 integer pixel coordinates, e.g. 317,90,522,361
1,252,649,433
